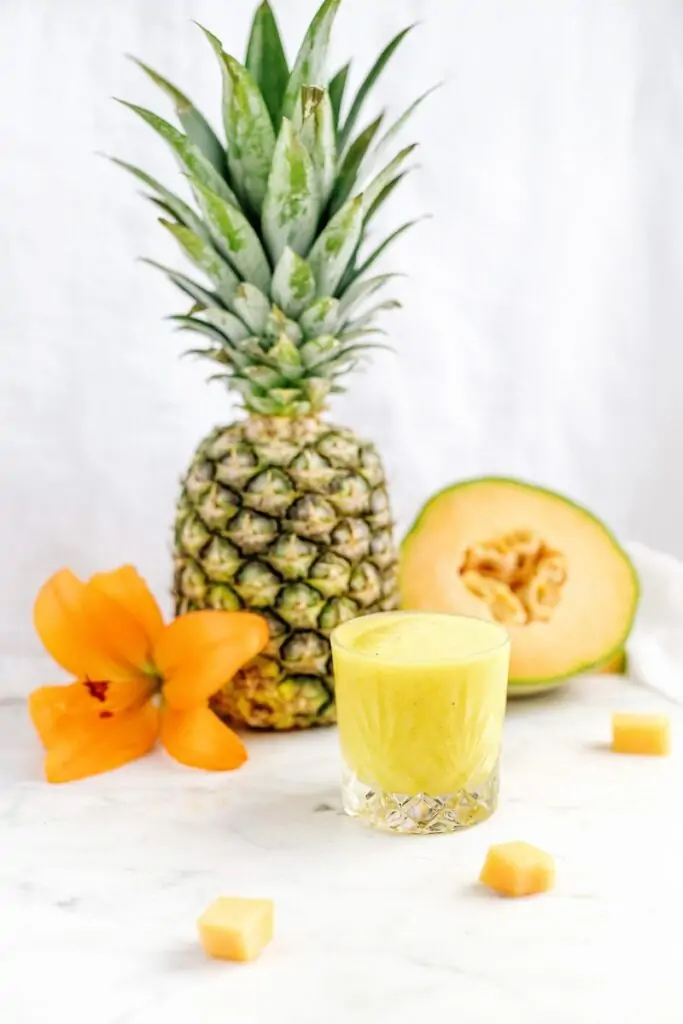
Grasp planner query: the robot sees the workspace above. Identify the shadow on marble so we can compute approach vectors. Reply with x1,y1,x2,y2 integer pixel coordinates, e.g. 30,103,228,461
462,881,505,901
220,788,364,853
584,741,613,754
159,942,227,974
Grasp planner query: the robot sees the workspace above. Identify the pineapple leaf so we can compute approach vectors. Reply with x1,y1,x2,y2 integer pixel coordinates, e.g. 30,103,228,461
262,118,321,265
300,297,341,338
244,365,287,389
245,2,289,128
127,57,227,176
304,338,391,372
141,259,227,309
308,195,364,297
343,216,428,288
328,114,383,217
232,283,271,333
227,378,264,403
320,346,391,376
297,87,336,203
105,156,208,239
272,247,317,319
338,24,417,149
338,272,403,316
265,307,303,345
302,378,332,405
364,171,408,227
145,195,207,238
116,101,240,208
169,315,251,369
269,388,308,409
200,308,250,343
247,394,288,415
196,25,239,168
343,299,401,334
328,62,350,131
282,0,342,120
191,180,272,293
159,219,240,305
197,26,275,214
372,84,440,166
206,372,234,384
363,144,418,214
268,335,305,379
338,326,388,343
221,53,277,214
183,347,231,366
299,334,336,367
239,338,283,369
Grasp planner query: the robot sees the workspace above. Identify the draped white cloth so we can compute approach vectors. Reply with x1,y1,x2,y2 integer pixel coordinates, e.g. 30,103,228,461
3,0,683,695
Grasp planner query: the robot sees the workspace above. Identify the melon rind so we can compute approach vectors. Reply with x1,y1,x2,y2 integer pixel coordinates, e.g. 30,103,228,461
400,478,639,692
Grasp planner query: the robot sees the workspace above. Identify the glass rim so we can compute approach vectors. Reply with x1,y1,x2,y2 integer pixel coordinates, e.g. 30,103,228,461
330,610,511,665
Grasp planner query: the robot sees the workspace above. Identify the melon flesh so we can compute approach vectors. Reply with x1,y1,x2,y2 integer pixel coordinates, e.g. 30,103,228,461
479,841,555,897
400,478,638,689
611,713,671,756
197,897,273,962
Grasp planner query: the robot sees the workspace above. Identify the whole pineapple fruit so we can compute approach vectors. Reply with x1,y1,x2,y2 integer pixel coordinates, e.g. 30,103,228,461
115,0,430,729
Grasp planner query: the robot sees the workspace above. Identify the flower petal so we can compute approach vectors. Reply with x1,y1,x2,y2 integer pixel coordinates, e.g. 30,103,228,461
29,679,156,747
160,705,247,771
81,581,157,677
34,568,150,681
89,566,165,648
155,611,269,710
33,569,94,677
29,684,90,747
43,702,159,784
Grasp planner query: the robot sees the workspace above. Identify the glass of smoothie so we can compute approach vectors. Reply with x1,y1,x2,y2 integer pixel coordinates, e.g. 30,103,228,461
331,611,510,834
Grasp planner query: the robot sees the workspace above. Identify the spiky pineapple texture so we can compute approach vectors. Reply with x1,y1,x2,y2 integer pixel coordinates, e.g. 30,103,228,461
175,416,399,729
112,0,433,413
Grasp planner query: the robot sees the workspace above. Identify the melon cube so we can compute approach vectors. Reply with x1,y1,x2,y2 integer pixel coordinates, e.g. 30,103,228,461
197,897,274,962
611,713,671,756
479,841,555,898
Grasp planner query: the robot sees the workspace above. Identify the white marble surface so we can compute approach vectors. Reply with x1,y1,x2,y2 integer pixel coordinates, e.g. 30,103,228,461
1,675,682,1024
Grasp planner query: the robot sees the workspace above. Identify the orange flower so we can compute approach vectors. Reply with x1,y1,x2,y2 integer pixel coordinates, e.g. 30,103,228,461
28,566,268,783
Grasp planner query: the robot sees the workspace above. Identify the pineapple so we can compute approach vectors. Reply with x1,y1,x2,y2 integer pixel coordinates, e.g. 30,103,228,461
114,0,431,729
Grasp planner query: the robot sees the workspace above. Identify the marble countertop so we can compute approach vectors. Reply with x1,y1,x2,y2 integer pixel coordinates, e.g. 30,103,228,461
1,675,682,1024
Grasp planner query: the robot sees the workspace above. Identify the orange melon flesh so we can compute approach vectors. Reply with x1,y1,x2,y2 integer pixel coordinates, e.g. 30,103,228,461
479,841,555,897
611,714,671,756
400,478,638,689
197,897,274,962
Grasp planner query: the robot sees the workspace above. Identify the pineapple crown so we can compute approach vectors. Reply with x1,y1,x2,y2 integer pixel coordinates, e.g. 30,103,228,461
112,0,434,417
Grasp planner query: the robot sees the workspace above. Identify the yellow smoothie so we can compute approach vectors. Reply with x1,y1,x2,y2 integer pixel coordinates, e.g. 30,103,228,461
332,612,510,796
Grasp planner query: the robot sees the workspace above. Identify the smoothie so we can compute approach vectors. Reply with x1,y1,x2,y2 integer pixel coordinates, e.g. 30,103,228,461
332,612,510,799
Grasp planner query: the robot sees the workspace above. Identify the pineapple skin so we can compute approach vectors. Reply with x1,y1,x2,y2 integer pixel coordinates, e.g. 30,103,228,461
173,415,399,729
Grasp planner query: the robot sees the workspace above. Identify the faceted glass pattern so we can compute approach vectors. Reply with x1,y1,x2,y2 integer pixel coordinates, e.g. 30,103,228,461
341,758,500,835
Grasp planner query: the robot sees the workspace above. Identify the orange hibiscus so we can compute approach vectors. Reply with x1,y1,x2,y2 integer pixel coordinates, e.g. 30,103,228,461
28,566,268,783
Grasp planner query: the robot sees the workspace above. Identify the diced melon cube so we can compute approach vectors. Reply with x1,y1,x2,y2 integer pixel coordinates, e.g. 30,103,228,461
611,713,671,756
197,897,274,962
479,841,555,898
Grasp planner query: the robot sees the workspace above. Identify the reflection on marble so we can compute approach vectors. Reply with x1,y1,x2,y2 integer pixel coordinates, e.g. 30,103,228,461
1,675,682,1024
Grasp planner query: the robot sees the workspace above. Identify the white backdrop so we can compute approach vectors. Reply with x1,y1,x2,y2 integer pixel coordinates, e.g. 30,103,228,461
3,0,683,695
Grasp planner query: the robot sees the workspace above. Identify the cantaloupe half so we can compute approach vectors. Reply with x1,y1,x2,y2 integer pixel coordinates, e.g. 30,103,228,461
400,479,638,694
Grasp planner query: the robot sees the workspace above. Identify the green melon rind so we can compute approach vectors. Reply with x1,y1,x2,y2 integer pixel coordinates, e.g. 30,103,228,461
399,476,640,690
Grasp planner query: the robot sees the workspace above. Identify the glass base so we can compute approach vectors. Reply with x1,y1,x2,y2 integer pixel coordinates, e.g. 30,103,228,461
341,760,500,835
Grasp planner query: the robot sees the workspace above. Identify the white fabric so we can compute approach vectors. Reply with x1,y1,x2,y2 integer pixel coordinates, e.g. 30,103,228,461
627,542,683,705
3,0,683,695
